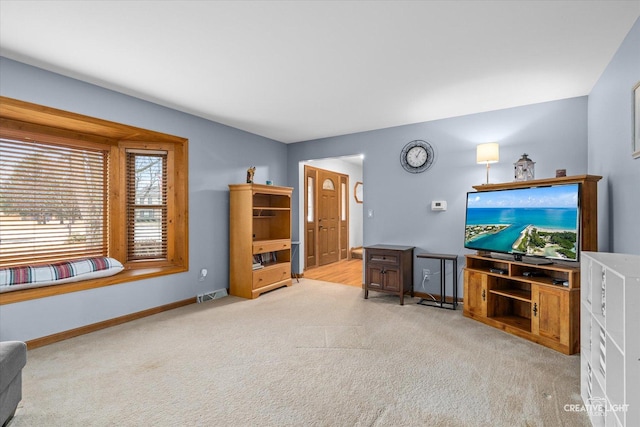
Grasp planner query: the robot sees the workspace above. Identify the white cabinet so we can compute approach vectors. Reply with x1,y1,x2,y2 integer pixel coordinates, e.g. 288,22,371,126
581,252,640,427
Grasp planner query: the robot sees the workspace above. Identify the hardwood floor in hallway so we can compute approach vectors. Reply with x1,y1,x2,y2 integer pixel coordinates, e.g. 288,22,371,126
303,258,363,287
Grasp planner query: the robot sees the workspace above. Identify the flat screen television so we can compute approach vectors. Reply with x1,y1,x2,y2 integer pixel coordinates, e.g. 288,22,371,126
464,183,580,263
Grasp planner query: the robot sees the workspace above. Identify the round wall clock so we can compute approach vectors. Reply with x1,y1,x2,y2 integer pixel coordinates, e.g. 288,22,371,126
400,139,435,173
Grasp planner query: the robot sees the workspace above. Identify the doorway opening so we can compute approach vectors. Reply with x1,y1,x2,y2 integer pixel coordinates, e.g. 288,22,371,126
298,155,363,287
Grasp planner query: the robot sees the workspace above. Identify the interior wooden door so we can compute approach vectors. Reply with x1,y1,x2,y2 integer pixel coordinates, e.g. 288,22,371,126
318,169,340,266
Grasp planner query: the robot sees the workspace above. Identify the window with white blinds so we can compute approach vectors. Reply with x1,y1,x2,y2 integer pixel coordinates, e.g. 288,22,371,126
0,97,189,303
126,150,167,261
0,138,108,266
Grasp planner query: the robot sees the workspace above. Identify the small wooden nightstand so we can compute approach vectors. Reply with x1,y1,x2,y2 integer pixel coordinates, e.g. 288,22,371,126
364,244,414,305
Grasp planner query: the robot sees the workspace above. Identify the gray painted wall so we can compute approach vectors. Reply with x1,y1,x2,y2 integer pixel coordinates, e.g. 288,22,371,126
588,18,640,255
0,58,288,342
287,98,588,297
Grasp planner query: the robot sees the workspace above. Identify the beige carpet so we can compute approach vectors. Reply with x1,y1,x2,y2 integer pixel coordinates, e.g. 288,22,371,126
11,279,589,426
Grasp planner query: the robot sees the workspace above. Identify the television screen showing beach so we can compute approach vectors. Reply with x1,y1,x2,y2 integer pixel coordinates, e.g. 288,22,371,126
464,184,579,260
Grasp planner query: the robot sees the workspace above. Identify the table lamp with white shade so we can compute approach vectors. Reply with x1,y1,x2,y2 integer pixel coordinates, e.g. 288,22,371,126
477,142,499,184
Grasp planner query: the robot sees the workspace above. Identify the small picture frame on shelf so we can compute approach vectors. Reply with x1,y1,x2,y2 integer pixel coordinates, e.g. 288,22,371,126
633,81,640,159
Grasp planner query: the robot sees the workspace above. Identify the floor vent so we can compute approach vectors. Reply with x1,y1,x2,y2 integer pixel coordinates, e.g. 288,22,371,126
197,288,228,303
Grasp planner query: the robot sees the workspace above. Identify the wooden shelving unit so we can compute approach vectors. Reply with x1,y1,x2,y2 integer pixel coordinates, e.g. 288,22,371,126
464,254,581,354
229,183,293,299
463,175,601,354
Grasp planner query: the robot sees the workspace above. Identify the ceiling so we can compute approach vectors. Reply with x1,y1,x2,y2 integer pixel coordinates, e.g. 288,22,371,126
1,1,638,144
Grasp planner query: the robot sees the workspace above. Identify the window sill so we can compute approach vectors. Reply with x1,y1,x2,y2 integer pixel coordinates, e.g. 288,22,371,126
0,265,187,305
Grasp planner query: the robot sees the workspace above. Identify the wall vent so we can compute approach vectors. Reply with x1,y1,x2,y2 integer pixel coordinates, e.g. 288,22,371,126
196,288,228,303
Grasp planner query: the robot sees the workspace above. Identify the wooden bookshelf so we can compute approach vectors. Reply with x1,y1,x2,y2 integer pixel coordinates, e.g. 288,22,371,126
229,184,293,299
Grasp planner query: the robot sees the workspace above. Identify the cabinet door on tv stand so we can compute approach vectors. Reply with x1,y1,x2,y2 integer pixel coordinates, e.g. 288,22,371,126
464,270,488,317
531,285,566,343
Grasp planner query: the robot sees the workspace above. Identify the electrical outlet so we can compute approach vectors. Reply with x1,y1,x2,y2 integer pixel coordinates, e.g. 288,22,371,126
422,269,431,281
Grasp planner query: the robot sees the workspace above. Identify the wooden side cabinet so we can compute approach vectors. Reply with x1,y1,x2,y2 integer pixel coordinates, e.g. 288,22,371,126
364,244,414,305
463,254,580,354
229,183,293,299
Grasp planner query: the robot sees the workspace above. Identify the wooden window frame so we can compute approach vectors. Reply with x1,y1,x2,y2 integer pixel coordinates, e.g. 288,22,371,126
0,97,189,305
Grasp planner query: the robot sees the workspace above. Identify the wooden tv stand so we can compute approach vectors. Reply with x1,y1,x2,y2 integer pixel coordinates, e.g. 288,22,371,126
464,254,580,354
463,175,601,355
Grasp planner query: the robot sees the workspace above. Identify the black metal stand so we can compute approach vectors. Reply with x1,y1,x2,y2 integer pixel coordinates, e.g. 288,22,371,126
416,253,458,310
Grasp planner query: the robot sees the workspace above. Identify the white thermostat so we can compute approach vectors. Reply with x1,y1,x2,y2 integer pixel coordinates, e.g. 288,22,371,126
431,200,447,211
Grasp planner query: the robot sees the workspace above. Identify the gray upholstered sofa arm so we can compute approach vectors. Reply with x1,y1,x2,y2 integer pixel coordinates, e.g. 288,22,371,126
0,341,27,427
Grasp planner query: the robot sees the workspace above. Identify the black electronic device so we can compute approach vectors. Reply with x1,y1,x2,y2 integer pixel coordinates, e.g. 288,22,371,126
553,278,569,286
489,267,507,275
523,271,546,277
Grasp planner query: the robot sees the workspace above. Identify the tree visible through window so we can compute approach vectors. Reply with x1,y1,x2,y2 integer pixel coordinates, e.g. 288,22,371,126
0,138,107,266
126,151,167,260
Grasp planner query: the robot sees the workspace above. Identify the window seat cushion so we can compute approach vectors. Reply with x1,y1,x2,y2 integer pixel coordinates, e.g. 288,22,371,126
0,257,124,293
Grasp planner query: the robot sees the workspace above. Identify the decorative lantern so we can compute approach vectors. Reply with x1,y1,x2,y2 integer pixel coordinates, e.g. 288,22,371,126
514,153,535,181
